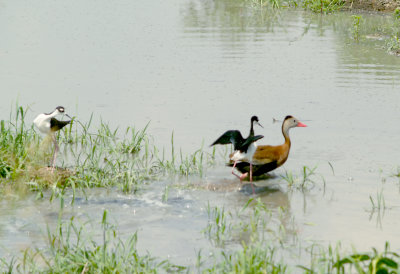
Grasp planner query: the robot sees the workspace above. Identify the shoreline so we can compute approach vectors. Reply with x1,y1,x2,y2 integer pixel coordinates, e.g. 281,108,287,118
345,0,399,11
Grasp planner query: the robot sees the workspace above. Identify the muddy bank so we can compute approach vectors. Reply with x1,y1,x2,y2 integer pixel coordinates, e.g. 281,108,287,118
346,0,399,11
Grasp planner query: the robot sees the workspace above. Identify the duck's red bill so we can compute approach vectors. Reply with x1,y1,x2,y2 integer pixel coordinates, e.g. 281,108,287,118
297,122,307,127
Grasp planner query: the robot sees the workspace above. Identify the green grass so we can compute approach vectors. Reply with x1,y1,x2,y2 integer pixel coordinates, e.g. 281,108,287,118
281,165,326,190
303,242,400,273
0,106,215,198
386,35,400,55
2,106,400,273
302,0,344,13
0,199,185,273
351,15,362,42
2,194,400,273
204,203,232,246
246,0,344,11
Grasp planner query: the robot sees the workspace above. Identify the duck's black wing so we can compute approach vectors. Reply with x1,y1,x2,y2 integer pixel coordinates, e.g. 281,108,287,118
229,161,278,176
50,118,71,132
210,130,245,151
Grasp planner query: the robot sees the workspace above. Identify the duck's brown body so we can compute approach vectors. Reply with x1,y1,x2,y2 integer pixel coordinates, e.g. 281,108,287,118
251,140,290,166
232,116,306,176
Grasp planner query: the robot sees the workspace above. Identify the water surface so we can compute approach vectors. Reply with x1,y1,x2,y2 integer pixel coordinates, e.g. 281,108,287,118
1,0,400,268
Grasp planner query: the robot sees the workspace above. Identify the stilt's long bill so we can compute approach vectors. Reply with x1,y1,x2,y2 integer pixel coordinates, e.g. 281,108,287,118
232,115,307,177
210,116,264,194
33,106,72,170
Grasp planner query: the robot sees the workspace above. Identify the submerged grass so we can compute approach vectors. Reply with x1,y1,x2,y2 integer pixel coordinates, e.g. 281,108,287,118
304,242,400,273
0,106,215,197
3,193,400,273
247,0,345,11
281,165,326,191
0,198,185,273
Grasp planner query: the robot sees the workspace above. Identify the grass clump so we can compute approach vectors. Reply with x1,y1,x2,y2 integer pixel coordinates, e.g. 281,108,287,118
246,0,345,11
204,203,231,246
386,35,400,55
351,15,362,42
281,165,325,190
205,243,287,273
302,0,344,13
304,242,400,273
0,203,185,273
0,105,214,196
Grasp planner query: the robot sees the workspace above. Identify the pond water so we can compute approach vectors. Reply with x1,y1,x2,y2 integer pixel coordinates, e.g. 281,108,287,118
1,0,400,269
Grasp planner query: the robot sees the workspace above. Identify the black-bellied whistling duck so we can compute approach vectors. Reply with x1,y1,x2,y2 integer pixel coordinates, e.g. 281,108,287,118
211,116,264,193
33,106,72,170
233,115,307,177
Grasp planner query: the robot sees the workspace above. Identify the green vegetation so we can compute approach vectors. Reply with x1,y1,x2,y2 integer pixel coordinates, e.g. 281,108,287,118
204,204,231,246
302,242,400,273
281,165,326,190
0,105,214,197
3,195,400,273
0,199,184,273
302,0,345,13
2,106,400,272
394,167,400,178
351,15,363,42
331,243,400,274
248,0,345,11
368,188,387,213
394,7,400,19
386,35,400,55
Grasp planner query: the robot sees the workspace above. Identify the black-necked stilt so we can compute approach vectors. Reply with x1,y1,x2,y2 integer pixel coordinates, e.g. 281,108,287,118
233,115,307,177
33,106,72,170
210,116,264,194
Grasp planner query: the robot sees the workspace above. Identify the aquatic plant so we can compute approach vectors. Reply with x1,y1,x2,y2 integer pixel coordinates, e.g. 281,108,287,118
386,35,400,55
301,242,400,273
351,15,362,42
331,242,400,273
368,188,388,213
394,7,400,19
281,165,325,190
302,0,344,13
247,0,283,9
393,167,400,178
205,243,287,273
0,204,185,273
203,203,231,246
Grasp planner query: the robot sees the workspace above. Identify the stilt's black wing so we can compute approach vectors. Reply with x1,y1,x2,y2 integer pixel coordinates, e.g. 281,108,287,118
50,118,71,132
241,134,264,152
210,130,244,151
228,161,278,176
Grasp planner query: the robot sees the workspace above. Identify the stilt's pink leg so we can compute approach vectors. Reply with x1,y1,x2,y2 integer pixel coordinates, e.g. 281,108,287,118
232,161,248,182
250,163,255,194
51,135,59,171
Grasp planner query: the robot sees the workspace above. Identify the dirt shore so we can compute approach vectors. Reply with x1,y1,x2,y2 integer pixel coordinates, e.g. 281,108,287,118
346,0,400,11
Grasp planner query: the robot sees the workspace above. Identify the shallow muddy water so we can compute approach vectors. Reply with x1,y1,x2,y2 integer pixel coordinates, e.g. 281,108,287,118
1,0,400,269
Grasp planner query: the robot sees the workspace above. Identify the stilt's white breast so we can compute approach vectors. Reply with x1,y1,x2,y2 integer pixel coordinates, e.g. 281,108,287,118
230,142,258,163
33,113,51,134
